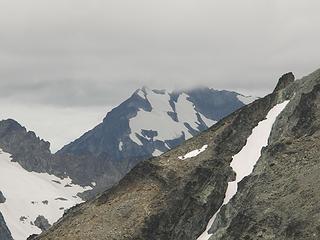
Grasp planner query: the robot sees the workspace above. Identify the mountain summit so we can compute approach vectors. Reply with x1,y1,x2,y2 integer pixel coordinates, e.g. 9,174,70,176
56,87,255,193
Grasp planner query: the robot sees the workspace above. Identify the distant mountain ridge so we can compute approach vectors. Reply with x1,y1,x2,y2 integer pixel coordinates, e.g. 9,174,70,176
0,119,52,173
56,86,256,192
0,86,256,196
59,87,255,158
0,86,256,239
0,121,90,240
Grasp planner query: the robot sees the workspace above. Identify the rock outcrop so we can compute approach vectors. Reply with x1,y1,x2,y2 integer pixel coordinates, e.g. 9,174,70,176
273,72,295,92
208,69,320,240
34,215,51,232
0,119,52,173
0,191,6,204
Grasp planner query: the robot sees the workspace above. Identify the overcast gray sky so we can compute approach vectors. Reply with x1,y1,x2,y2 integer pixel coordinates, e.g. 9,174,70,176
1,0,320,151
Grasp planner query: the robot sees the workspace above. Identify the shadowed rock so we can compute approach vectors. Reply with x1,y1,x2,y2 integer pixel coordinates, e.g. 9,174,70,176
34,216,51,232
274,72,295,92
0,191,6,203
0,212,13,240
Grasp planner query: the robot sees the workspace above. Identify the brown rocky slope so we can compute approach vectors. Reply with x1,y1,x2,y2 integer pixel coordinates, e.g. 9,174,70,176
36,71,302,240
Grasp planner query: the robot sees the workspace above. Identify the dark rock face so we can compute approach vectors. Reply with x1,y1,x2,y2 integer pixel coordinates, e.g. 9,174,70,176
185,87,245,120
0,212,13,240
0,119,52,173
0,191,6,203
274,72,295,92
55,87,249,193
206,69,320,239
291,84,320,137
27,234,39,240
34,215,51,232
36,83,277,240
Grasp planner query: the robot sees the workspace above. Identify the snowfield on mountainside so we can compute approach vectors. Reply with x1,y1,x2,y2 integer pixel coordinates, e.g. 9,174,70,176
197,100,290,240
0,150,91,240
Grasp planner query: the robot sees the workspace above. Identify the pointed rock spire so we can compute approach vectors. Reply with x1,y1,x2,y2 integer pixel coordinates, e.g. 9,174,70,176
273,72,295,92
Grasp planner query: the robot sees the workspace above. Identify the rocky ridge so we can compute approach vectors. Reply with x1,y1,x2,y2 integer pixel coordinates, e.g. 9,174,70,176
0,119,52,173
35,73,293,240
208,70,320,239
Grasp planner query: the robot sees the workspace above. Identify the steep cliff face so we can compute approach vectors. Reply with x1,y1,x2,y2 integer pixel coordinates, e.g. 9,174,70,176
0,119,52,173
36,73,293,240
0,120,90,240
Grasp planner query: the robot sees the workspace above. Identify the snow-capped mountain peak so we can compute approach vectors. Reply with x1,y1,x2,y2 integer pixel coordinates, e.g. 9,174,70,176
129,87,216,152
56,86,256,192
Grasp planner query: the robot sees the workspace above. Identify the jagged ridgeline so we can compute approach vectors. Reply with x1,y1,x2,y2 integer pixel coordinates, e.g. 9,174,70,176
35,69,320,240
0,87,253,195
53,87,254,196
0,87,254,240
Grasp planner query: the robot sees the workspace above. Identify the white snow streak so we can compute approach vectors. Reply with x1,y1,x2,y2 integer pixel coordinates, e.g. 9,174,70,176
178,145,208,160
175,93,207,131
118,141,123,151
136,89,146,99
152,149,163,157
197,100,289,240
199,113,217,128
0,150,91,240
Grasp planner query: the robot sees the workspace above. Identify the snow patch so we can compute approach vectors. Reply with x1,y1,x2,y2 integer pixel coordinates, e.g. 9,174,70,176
129,90,216,146
199,113,217,128
129,89,184,145
175,93,204,131
136,89,146,99
178,145,208,160
118,141,123,151
0,150,91,240
152,149,163,157
197,100,289,240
